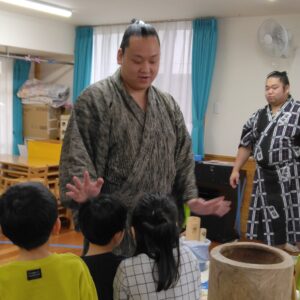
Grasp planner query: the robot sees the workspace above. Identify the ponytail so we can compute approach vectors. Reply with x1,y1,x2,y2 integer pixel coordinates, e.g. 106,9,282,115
132,193,180,291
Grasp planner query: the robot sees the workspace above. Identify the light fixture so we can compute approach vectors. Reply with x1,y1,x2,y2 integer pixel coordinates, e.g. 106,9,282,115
0,0,72,18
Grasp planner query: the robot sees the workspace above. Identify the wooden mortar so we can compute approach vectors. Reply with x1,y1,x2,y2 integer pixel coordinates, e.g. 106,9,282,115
208,242,294,300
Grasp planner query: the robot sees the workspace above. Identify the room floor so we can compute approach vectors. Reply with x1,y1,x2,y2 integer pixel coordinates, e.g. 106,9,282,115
0,228,83,264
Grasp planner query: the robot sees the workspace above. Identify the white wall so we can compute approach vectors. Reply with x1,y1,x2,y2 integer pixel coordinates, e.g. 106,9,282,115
0,9,74,106
2,9,300,155
205,14,300,156
0,9,75,55
38,64,73,103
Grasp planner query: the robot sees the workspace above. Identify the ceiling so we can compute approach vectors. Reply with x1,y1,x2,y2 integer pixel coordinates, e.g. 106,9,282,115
0,0,300,26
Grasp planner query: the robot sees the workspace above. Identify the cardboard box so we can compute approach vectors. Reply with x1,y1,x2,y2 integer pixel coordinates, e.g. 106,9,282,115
23,104,61,139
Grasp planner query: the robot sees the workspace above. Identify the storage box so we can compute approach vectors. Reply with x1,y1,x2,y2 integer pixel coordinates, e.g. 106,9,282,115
23,104,61,139
27,139,62,163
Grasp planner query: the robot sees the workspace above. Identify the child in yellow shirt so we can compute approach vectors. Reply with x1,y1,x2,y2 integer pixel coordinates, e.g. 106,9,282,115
0,182,97,300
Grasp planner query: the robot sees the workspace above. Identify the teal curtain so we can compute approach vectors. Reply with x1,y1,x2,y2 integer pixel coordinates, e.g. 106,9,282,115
191,18,218,156
73,26,93,103
13,60,31,155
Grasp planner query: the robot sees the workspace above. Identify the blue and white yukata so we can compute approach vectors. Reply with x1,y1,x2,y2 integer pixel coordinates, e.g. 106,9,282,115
239,97,300,246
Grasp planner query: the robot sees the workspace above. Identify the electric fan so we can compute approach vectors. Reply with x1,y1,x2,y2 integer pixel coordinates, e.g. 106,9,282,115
257,19,290,58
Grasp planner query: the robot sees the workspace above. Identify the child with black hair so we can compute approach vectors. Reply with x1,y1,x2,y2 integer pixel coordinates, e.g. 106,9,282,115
113,193,201,300
78,193,127,300
0,182,97,300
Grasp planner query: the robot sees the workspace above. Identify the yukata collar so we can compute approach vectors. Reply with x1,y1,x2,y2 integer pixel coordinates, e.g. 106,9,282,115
111,67,155,108
111,68,155,126
112,68,122,88
267,96,293,120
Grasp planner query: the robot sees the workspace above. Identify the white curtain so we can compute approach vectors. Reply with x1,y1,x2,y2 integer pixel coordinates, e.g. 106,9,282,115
154,21,193,132
91,21,193,132
91,24,127,82
0,58,13,154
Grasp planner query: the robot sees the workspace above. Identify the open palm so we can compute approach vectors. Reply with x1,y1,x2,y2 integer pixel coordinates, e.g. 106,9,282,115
66,170,104,203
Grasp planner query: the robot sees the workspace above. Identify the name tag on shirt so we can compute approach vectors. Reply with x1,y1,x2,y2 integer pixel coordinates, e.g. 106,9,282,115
267,206,279,219
27,269,42,281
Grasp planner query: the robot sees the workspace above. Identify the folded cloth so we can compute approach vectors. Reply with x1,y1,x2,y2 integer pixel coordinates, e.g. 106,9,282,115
283,243,300,253
17,78,69,100
275,243,300,253
21,96,68,108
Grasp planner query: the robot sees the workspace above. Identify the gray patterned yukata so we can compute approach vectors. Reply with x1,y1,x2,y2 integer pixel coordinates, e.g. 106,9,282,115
59,69,198,226
240,97,300,245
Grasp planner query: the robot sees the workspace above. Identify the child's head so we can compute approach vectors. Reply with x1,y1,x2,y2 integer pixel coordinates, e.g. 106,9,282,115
78,194,127,246
0,182,58,250
131,193,180,291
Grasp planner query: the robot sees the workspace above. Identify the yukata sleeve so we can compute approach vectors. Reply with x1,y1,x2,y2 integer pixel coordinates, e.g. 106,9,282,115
172,99,198,203
239,111,259,149
295,102,300,149
59,87,110,208
113,263,130,300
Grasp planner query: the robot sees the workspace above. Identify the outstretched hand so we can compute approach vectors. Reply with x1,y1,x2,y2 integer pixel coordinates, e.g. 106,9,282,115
187,196,231,217
65,170,104,204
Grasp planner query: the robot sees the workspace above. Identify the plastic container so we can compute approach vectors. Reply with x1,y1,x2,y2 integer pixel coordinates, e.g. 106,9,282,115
181,238,211,271
194,154,202,162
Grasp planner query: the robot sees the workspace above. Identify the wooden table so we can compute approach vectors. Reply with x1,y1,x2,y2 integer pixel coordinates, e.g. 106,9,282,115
0,154,73,227
0,154,59,191
0,153,59,168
